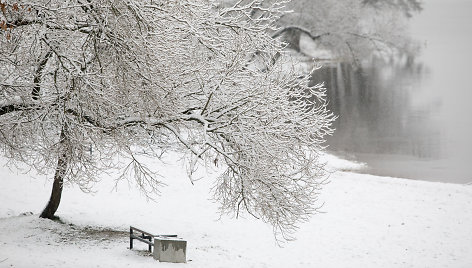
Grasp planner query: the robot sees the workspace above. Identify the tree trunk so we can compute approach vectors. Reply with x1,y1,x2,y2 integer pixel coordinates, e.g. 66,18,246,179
40,129,68,219
285,29,301,52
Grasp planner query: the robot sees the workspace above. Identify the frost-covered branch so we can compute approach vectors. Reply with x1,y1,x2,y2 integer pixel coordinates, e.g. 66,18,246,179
0,0,334,240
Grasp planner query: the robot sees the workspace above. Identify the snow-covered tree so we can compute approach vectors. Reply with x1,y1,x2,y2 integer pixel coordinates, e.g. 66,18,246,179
0,0,334,240
270,0,422,62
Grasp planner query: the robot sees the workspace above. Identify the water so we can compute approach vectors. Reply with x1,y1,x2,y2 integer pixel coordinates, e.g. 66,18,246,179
317,0,472,183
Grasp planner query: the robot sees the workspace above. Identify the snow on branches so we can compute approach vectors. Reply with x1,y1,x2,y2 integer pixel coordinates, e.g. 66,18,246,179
0,0,334,240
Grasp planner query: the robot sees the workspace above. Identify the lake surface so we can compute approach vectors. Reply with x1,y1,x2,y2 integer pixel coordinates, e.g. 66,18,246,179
317,0,472,183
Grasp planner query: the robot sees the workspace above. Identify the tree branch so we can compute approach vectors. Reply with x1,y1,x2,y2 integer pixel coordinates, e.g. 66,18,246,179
32,50,53,100
0,98,33,116
272,26,328,41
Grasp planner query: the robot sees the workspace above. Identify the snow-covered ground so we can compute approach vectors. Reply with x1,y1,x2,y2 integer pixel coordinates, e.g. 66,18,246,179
1,154,471,267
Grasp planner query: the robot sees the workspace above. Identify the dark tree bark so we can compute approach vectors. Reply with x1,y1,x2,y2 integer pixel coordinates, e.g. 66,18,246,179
272,26,325,54
32,50,52,100
283,28,302,52
39,128,69,219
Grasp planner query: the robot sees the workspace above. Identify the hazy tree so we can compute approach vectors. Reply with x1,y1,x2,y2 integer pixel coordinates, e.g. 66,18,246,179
0,0,334,240
270,0,422,62
363,0,422,18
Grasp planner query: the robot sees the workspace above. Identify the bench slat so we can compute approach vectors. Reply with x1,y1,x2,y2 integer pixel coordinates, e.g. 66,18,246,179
130,234,153,246
130,226,155,237
156,235,178,238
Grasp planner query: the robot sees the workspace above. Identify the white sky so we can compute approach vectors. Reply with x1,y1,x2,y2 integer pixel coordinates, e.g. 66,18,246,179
409,0,472,160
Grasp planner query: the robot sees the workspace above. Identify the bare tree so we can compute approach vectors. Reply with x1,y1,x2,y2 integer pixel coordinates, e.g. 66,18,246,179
0,0,334,240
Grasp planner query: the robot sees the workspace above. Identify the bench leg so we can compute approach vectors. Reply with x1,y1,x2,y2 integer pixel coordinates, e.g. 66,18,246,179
130,227,133,249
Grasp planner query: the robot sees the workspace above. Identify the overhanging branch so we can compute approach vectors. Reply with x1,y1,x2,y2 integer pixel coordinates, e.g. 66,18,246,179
0,98,33,116
272,26,328,41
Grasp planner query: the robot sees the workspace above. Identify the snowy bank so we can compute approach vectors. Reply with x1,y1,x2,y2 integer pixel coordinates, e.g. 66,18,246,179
0,155,471,267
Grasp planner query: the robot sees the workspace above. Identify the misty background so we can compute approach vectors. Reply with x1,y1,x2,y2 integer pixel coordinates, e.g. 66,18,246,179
322,0,472,183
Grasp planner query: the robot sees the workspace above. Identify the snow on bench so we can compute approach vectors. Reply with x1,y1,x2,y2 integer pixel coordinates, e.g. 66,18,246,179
129,226,187,263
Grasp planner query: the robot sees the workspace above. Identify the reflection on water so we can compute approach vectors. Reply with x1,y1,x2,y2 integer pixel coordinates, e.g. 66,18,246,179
316,58,437,157
312,0,472,184
314,57,471,183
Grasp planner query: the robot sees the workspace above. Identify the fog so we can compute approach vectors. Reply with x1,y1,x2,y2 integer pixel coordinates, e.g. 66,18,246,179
323,0,472,183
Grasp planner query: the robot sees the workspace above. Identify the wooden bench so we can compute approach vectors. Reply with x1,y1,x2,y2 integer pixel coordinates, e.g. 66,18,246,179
129,226,187,263
129,226,177,252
